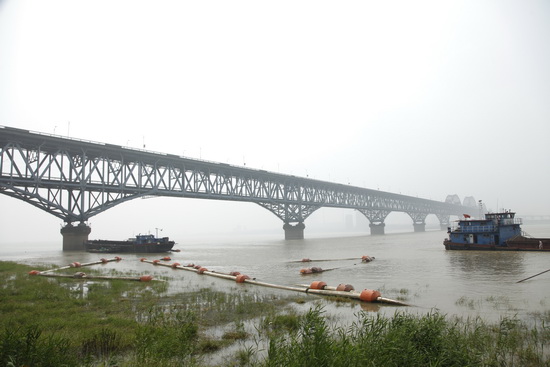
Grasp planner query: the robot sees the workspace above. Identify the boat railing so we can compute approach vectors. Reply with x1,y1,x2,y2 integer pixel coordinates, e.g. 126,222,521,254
452,225,496,233
499,218,522,225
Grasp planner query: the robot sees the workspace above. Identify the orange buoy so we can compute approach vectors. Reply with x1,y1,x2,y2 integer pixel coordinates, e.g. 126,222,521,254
229,271,241,276
361,255,375,263
28,270,41,275
359,289,381,302
70,262,81,268
301,258,311,262
336,283,354,292
152,259,160,265
300,268,313,274
140,275,153,282
171,262,181,268
235,274,250,283
140,258,147,262
198,267,208,274
115,256,122,261
100,258,109,263
162,256,171,261
310,281,327,290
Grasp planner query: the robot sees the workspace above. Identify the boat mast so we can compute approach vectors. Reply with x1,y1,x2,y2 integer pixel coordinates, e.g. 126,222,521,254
478,200,483,219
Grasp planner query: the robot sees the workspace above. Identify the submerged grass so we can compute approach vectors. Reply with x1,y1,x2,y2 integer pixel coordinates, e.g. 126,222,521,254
0,261,291,366
1,261,550,366
260,307,550,367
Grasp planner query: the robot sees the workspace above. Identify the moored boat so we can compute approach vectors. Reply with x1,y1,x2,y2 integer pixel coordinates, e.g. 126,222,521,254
85,234,175,253
444,211,550,251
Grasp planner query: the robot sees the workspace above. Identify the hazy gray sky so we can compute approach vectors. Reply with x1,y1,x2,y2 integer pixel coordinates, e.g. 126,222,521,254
1,0,549,244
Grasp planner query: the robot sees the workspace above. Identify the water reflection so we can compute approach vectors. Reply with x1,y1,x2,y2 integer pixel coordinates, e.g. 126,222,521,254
447,251,526,278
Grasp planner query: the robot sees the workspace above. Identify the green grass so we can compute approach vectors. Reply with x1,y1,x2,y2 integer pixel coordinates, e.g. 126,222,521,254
260,307,550,367
0,261,295,366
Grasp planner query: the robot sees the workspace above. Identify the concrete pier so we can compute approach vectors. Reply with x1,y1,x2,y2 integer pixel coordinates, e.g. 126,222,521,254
413,222,426,232
369,223,385,235
283,222,305,240
60,223,91,251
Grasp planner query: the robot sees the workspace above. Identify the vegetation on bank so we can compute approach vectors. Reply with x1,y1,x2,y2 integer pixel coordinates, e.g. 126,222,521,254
1,261,549,366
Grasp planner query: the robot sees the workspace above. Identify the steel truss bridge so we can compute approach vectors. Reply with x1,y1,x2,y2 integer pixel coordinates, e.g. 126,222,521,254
0,126,476,248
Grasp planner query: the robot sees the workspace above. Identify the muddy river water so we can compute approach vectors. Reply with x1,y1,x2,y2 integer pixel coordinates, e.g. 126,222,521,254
2,223,549,324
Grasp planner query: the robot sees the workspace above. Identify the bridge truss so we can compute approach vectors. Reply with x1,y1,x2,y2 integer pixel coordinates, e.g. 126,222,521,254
0,126,476,232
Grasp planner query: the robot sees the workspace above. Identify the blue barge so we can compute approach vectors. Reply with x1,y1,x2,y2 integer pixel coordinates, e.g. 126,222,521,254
444,211,549,251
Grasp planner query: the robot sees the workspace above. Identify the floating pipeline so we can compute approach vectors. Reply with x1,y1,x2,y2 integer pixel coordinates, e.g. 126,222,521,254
291,255,374,263
300,267,325,274
141,258,409,306
300,266,351,275
28,257,155,282
29,271,156,282
38,257,123,274
297,283,411,306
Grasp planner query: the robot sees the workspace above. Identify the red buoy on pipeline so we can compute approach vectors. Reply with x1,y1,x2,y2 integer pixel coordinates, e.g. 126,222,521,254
171,262,181,268
235,274,250,283
28,270,41,275
359,289,381,302
301,267,323,274
140,275,153,282
152,259,160,265
100,258,109,263
310,281,327,290
336,283,355,292
230,271,241,276
70,262,82,268
198,267,208,274
115,256,122,261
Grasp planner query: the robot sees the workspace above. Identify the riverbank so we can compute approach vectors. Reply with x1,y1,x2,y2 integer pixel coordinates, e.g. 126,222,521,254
1,261,549,366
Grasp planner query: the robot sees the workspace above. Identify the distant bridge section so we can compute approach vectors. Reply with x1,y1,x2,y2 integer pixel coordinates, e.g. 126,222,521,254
0,126,477,250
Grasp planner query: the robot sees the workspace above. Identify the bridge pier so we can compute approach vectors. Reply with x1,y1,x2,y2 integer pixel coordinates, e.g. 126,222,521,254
369,223,385,235
413,222,426,232
60,223,91,251
283,222,305,240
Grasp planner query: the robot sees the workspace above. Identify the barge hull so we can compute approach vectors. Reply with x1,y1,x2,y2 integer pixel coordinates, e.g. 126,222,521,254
85,240,175,253
444,239,550,252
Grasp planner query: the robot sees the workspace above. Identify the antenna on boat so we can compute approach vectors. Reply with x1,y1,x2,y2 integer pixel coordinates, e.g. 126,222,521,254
155,228,163,238
478,200,483,218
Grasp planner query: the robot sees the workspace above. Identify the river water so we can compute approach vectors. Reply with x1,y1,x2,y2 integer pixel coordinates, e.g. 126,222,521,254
2,223,549,324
